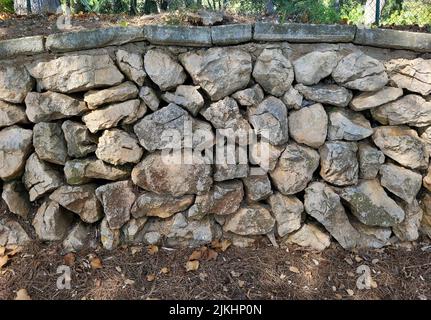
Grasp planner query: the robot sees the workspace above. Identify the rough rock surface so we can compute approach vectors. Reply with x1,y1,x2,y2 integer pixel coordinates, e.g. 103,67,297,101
116,49,146,86
84,82,138,109
0,64,33,103
132,192,194,219
358,142,385,179
32,200,73,241
295,84,353,107
286,223,331,251
350,86,403,111
161,85,204,116
63,222,92,253
0,101,27,127
100,218,120,250
393,200,423,242
419,193,431,239
242,174,272,201
293,51,338,85
232,84,264,107
282,87,303,110
0,219,30,246
249,142,284,172
96,129,143,165
1,180,31,218
269,193,303,237
139,86,160,111
223,204,275,236
33,122,68,165
62,120,98,158
327,108,373,141
121,217,148,243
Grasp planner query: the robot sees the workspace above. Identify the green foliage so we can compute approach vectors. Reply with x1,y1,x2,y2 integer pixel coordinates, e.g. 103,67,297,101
0,0,14,13
381,0,431,27
340,0,365,24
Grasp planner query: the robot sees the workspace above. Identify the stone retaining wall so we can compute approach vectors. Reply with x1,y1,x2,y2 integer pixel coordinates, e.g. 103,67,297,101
1,24,431,253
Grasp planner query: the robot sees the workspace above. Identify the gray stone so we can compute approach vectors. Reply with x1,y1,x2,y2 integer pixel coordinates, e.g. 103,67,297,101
223,204,275,236
282,87,303,110
84,82,138,109
249,141,284,172
1,180,31,219
393,200,423,242
0,218,30,246
116,49,146,86
33,122,68,165
350,86,403,111
385,58,431,95
63,222,92,253
350,221,392,245
293,51,338,85
269,193,303,237
211,24,252,45
96,180,136,230
0,101,27,128
419,192,431,239
144,25,212,46
232,84,265,108
96,129,143,165
161,85,204,116
139,86,160,112
62,120,97,158
0,36,45,58
100,218,120,250
327,108,373,141
180,47,252,101
286,223,331,251
358,142,385,179
0,64,33,103
132,192,194,219
242,174,272,201
423,165,431,192
32,200,73,241
214,146,249,182
121,217,148,243
295,84,353,107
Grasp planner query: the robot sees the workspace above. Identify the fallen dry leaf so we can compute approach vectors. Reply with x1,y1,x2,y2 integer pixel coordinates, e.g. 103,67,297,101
211,239,231,252
160,267,170,274
6,245,22,257
206,249,218,261
289,266,300,274
0,255,9,269
124,279,135,285
185,260,199,272
147,245,159,255
346,289,355,296
63,253,76,266
15,289,31,300
189,249,203,261
238,280,245,288
146,274,156,282
90,257,103,269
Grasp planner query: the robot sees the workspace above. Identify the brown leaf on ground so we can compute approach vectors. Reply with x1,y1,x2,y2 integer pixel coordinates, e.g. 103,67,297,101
147,245,159,255
0,255,9,269
63,253,76,266
211,239,231,252
206,249,218,261
146,274,156,282
186,260,199,272
15,289,31,300
160,267,170,274
289,266,300,274
189,249,203,261
90,257,103,269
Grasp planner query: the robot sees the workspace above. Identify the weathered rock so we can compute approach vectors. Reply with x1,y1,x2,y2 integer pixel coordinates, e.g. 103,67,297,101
144,49,186,90
32,200,73,241
232,84,264,107
0,101,27,127
84,82,138,109
293,51,338,85
350,86,403,111
50,184,103,224
139,86,160,112
116,49,146,86
393,200,423,242
132,151,212,196
282,87,303,110
100,218,120,250
0,218,30,246
25,91,88,123
338,179,405,227
327,108,373,141
332,52,388,91
196,10,224,26
371,95,431,127
62,120,97,158
286,223,331,251
372,126,429,170
350,221,392,245
247,97,289,146
26,54,124,93
23,153,63,201
423,166,431,192
33,122,68,165
0,125,33,180
180,47,252,101
132,192,194,219
268,193,303,237
0,64,33,103
385,58,431,96
161,85,204,116
96,180,136,230
82,99,141,133
358,142,385,179
96,129,143,165
420,192,431,239
319,141,358,186
270,142,320,195
295,84,353,107
242,174,272,201
121,217,148,243
1,181,31,219
223,204,275,236
288,104,328,148
249,141,284,172
188,180,243,219
214,146,249,182
420,126,431,157
63,222,92,253
252,48,293,96
379,163,422,204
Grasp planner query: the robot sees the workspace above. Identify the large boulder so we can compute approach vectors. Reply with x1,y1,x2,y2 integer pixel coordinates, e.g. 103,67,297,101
25,91,88,123
223,204,275,236
268,193,303,237
0,126,33,180
33,122,68,165
332,52,388,91
327,108,373,141
26,54,124,93
180,47,252,101
144,49,186,90
293,51,338,85
96,129,143,165
286,223,331,251
350,86,403,111
295,84,352,107
372,126,429,170
50,184,103,224
0,64,33,103
61,120,98,158
32,200,73,241
270,142,320,195
132,192,194,219
84,82,138,109
242,174,272,202
23,153,63,201
1,181,31,219
288,104,328,148
161,85,204,116
358,142,385,179
116,49,146,86
0,218,30,246
0,101,28,128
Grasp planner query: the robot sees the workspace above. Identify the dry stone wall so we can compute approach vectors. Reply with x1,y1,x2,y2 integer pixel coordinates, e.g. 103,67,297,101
1,24,431,253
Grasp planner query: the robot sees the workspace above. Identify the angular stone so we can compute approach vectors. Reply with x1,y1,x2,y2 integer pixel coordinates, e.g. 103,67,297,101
0,101,27,127
269,193,303,237
253,48,293,97
249,141,284,172
84,82,138,109
358,142,385,179
214,146,249,182
96,180,136,230
295,84,352,108
100,218,120,250
23,153,63,201
32,200,73,241
116,49,146,86
242,174,272,202
419,192,431,239
144,49,186,90
393,200,423,242
247,97,289,146
223,204,275,236
0,218,30,246
232,84,264,107
132,192,194,219
63,222,92,253
350,221,392,245
132,151,212,196
96,129,143,165
350,86,403,111
286,223,331,252
338,179,405,227
385,58,431,95
50,184,103,224
144,25,212,47
293,51,338,85
0,35,45,58
211,24,252,45
0,125,33,180
33,122,68,165
161,85,204,116
270,142,320,195
332,52,388,91
319,141,358,186
420,126,431,157
371,95,431,127
0,64,33,103
282,87,303,110
288,103,328,148
64,158,130,185
1,180,31,219
372,126,429,170
62,120,97,158
379,164,422,204
327,108,373,141
121,217,148,243
139,86,160,112
82,99,141,133
423,166,431,192
26,54,124,93
24,91,88,123
180,47,252,101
